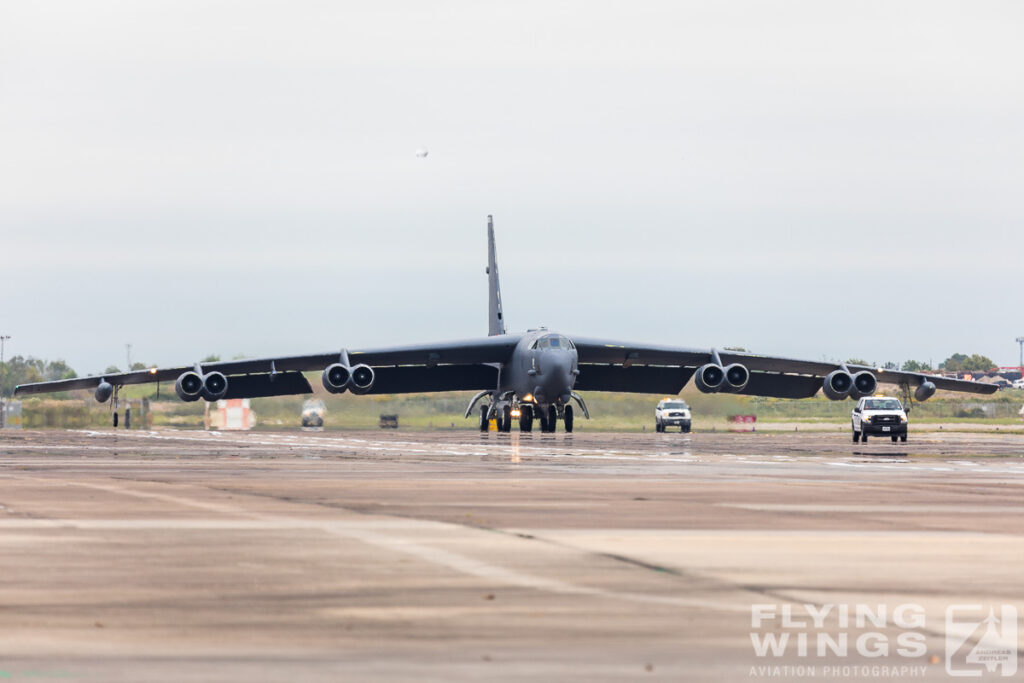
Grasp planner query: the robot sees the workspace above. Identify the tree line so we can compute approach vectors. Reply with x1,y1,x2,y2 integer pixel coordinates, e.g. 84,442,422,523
845,354,999,374
1,356,78,397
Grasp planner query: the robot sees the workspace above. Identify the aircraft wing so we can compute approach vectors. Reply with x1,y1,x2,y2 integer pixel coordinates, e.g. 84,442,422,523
13,336,521,399
572,337,998,397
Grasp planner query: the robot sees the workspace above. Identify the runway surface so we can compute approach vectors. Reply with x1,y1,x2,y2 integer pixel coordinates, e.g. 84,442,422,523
0,429,1022,681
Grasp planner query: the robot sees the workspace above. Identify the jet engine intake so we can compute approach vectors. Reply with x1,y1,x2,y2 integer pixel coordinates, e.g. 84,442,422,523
201,372,229,401
849,371,878,400
349,364,376,394
322,363,351,393
695,363,726,393
722,363,750,392
175,371,204,402
94,380,113,403
822,370,853,400
914,381,936,402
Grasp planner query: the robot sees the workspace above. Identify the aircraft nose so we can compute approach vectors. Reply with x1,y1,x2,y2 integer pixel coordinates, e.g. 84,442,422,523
533,352,576,404
550,352,571,374
544,353,573,388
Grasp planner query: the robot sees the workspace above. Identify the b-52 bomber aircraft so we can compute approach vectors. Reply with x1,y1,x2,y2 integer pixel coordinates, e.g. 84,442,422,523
16,216,996,432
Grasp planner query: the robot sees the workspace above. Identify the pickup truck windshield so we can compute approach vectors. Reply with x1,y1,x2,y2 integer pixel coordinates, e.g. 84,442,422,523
864,399,902,410
661,402,688,410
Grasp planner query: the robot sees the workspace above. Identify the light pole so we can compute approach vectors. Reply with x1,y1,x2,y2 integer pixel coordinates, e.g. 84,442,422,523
1017,337,1024,376
0,334,9,428
0,334,10,387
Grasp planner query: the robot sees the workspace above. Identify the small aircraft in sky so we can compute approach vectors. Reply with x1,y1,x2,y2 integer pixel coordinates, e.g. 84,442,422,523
16,216,996,432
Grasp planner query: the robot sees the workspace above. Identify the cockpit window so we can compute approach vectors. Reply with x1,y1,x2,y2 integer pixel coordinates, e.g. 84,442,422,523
531,334,575,350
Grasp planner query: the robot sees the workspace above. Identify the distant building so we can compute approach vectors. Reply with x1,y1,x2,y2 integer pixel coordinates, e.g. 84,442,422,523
205,399,256,431
0,400,22,429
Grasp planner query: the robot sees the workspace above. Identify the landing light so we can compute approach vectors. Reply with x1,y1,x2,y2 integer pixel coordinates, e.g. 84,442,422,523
523,394,534,402
149,368,158,374
511,409,521,418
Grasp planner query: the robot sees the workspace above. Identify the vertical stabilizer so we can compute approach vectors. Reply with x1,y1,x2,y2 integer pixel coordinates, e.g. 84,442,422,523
487,215,506,336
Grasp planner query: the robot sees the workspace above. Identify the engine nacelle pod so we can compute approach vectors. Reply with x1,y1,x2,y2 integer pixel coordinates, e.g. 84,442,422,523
175,371,204,402
694,363,726,393
848,371,878,400
822,370,853,400
201,372,229,401
322,364,351,393
914,381,936,402
94,380,113,403
722,363,750,392
349,364,375,394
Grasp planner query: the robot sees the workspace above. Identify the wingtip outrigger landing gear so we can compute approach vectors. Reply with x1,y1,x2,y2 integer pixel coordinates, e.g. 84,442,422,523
899,382,914,416
111,385,121,428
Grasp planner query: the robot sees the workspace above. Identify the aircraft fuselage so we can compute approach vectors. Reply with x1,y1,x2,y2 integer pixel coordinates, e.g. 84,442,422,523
501,329,578,408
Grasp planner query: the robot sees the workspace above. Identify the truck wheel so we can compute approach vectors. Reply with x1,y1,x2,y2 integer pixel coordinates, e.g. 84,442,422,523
852,431,860,443
655,421,662,433
861,432,868,443
900,434,907,443
891,435,898,443
682,424,690,433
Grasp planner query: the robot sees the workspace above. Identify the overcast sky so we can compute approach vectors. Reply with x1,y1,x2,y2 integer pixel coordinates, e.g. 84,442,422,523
1,1,1022,374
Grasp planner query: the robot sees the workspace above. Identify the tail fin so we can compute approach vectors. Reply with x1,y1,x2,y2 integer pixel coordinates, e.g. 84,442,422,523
487,215,506,336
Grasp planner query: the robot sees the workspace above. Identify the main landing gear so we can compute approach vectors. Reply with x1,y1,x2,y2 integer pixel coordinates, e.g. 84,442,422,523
481,402,575,433
519,405,533,432
537,404,572,433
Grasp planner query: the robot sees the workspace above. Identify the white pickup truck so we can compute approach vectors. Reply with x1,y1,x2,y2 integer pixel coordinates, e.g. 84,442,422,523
655,399,691,433
852,396,908,443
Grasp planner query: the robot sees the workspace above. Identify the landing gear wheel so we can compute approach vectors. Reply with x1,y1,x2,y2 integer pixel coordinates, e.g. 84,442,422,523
113,412,119,428
546,405,558,433
564,405,574,433
480,404,489,432
852,431,860,443
520,405,533,433
500,405,512,432
900,434,907,443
